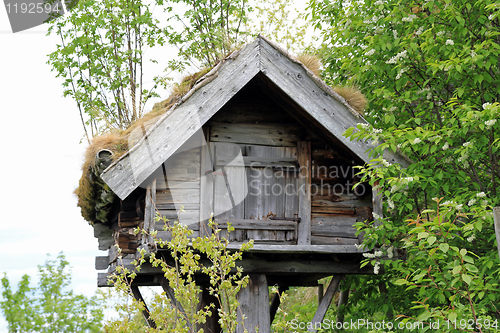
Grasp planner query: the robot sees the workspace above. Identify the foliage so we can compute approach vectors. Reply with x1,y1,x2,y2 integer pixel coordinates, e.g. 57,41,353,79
163,0,251,69
103,213,252,332
308,0,500,327
47,0,167,139
0,253,104,333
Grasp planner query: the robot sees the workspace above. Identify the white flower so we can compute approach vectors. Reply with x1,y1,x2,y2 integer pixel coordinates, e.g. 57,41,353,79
463,141,472,147
365,48,376,56
374,0,384,5
374,250,383,257
393,30,398,39
374,261,381,274
486,119,497,127
437,31,445,37
415,27,424,35
386,50,408,64
457,154,468,163
456,204,463,210
476,192,486,198
482,200,488,206
482,102,491,109
373,128,383,134
488,13,496,20
445,39,454,45
467,234,475,242
442,142,449,150
441,200,455,206
402,14,417,22
387,247,394,259
427,92,432,100
382,159,392,167
470,50,477,58
388,198,395,209
413,138,421,144
373,212,382,221
467,199,476,206
360,44,368,50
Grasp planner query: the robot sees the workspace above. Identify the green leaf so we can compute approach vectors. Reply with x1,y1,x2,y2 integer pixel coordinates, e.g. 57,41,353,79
439,243,449,253
418,232,429,239
427,236,436,245
462,274,472,285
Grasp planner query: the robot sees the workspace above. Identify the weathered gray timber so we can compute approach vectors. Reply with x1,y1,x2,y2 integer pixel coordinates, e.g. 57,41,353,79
130,286,156,328
237,274,270,333
298,141,311,245
308,275,344,333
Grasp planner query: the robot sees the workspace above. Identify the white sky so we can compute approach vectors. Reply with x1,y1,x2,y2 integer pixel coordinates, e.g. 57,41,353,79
0,2,313,331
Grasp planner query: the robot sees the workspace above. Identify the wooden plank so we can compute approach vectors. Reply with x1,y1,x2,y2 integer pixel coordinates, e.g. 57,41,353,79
200,134,215,237
93,223,114,251
225,244,366,253
216,155,298,168
494,207,500,260
216,218,296,231
372,185,383,224
308,275,343,333
297,141,311,245
101,38,261,200
142,180,156,248
236,274,270,333
158,209,199,225
157,276,191,330
311,216,357,238
95,256,109,270
311,235,359,245
311,206,356,215
156,188,200,204
97,272,112,287
210,123,299,147
130,285,156,329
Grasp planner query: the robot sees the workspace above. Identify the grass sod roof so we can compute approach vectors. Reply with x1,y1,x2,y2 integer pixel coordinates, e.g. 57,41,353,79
76,42,368,224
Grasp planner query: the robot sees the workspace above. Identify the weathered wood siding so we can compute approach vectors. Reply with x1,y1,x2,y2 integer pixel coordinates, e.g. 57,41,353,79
309,140,373,245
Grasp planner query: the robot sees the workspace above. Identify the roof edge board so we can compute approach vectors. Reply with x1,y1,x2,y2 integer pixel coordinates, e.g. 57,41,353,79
257,37,410,168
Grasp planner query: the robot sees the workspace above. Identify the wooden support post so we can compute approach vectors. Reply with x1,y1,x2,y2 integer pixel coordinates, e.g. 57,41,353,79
308,274,344,333
130,285,156,329
196,287,222,333
336,287,350,324
270,286,288,324
494,207,500,260
237,274,270,333
157,275,192,330
298,141,311,245
142,180,156,251
317,283,324,305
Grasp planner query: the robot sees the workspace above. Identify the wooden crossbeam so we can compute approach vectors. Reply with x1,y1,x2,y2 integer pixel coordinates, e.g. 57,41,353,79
130,285,156,329
157,275,192,330
308,274,344,333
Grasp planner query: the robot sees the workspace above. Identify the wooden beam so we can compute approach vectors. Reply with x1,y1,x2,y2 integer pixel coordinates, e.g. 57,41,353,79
308,275,344,333
269,286,288,323
157,275,191,330
95,256,109,270
298,141,311,245
130,285,156,329
494,207,500,260
142,180,156,252
317,283,324,305
196,287,222,333
237,274,270,333
225,244,367,253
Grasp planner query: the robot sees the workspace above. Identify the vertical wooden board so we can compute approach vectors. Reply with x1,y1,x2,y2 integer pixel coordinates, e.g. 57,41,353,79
200,137,215,236
372,185,383,225
298,141,312,245
236,274,270,333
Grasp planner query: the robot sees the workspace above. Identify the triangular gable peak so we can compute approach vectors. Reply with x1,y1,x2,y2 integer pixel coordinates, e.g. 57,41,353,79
101,36,408,200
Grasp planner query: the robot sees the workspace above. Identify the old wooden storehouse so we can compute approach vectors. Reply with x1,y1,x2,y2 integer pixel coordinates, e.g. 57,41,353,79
88,36,408,332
